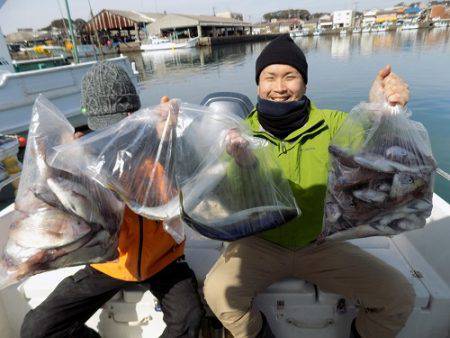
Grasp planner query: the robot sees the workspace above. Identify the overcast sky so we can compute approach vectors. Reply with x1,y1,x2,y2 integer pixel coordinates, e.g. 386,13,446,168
1,0,401,34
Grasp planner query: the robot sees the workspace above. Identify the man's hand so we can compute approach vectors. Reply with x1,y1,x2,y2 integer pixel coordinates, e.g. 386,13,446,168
74,131,84,139
369,65,410,107
225,128,257,167
155,96,179,140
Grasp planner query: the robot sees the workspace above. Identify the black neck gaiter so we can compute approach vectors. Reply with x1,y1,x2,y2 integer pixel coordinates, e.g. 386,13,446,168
256,96,311,139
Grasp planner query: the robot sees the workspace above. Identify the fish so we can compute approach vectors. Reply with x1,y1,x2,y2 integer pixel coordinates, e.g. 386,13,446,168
329,145,359,168
353,188,388,203
390,173,425,199
8,209,91,250
47,230,118,268
182,205,299,241
369,180,391,193
333,167,386,190
324,224,383,241
324,202,341,223
371,222,400,235
371,211,408,227
353,153,397,173
354,152,432,174
389,214,426,231
47,177,107,227
31,185,65,210
2,229,96,283
15,189,50,213
129,162,228,220
3,239,42,265
395,199,432,215
385,146,416,164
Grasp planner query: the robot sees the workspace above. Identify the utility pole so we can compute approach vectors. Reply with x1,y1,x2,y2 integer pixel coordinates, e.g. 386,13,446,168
87,0,103,60
64,0,79,63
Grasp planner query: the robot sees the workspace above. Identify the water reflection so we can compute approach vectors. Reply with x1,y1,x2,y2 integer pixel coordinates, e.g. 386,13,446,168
127,29,450,81
127,43,261,82
293,28,450,59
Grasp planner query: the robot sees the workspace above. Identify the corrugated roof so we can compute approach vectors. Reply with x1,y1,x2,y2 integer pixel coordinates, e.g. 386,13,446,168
179,14,250,26
107,10,164,23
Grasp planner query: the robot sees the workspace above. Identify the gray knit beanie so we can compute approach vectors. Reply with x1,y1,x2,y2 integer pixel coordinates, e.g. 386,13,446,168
81,61,141,130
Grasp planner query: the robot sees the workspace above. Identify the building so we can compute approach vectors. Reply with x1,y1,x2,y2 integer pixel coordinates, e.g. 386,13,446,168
216,11,244,21
302,18,320,31
404,5,422,15
84,9,165,43
332,10,355,28
430,5,450,19
147,14,252,38
375,9,398,23
362,9,378,26
318,14,333,29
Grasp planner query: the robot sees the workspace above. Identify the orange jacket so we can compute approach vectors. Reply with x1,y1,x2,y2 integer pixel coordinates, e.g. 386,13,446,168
91,159,184,281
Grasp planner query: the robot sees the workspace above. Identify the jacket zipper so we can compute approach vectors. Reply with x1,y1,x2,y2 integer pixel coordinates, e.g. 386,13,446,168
137,215,144,280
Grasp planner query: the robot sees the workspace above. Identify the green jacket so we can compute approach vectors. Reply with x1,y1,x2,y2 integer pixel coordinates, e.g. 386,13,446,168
246,102,347,249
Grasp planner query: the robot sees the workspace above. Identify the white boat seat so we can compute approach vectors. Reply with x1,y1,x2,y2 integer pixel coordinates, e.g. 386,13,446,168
17,236,429,310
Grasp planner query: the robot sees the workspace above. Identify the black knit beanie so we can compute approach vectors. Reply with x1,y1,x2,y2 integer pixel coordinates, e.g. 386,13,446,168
255,34,308,85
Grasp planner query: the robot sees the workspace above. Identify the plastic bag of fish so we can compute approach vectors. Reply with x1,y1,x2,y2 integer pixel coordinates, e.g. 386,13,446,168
51,100,300,242
0,95,124,289
177,124,300,241
320,102,437,242
51,100,196,242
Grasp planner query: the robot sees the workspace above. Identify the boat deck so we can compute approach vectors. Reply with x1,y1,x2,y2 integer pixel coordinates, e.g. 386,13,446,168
0,194,449,337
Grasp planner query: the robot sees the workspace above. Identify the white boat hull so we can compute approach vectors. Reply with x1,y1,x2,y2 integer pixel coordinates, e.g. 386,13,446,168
401,24,420,30
0,56,138,134
141,38,198,51
0,194,449,337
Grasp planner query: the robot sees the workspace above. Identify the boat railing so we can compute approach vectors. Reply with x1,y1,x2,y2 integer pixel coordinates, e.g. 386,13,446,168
436,168,450,181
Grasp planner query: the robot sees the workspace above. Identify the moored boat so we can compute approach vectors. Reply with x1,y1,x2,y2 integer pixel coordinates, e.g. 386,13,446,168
0,26,138,135
140,36,199,51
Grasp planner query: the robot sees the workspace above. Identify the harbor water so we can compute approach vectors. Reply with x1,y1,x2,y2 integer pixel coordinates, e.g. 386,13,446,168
124,28,450,203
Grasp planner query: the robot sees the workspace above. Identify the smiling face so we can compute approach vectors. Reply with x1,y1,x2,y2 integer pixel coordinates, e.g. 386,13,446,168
257,64,306,102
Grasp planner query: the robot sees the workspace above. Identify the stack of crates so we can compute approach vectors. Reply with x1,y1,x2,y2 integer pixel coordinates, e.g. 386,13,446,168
0,135,21,192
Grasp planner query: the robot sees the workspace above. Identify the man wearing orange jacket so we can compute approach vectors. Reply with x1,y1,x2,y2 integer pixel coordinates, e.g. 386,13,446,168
20,62,204,338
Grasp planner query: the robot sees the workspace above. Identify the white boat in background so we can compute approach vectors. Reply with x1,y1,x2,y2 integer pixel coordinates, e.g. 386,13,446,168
362,26,372,33
313,28,323,36
401,22,420,30
300,28,310,36
339,29,348,36
0,26,138,134
140,36,199,51
434,20,449,29
290,28,310,38
289,29,302,38
352,27,362,34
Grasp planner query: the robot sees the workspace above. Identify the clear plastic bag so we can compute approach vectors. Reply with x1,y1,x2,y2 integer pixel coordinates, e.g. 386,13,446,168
51,101,300,242
50,101,239,242
177,126,300,241
320,102,436,242
0,95,124,289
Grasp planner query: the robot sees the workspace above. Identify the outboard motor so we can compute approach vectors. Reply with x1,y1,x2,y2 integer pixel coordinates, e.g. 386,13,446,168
200,91,254,119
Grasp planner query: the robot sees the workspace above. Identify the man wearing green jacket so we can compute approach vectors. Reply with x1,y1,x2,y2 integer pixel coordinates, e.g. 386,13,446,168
203,35,413,338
